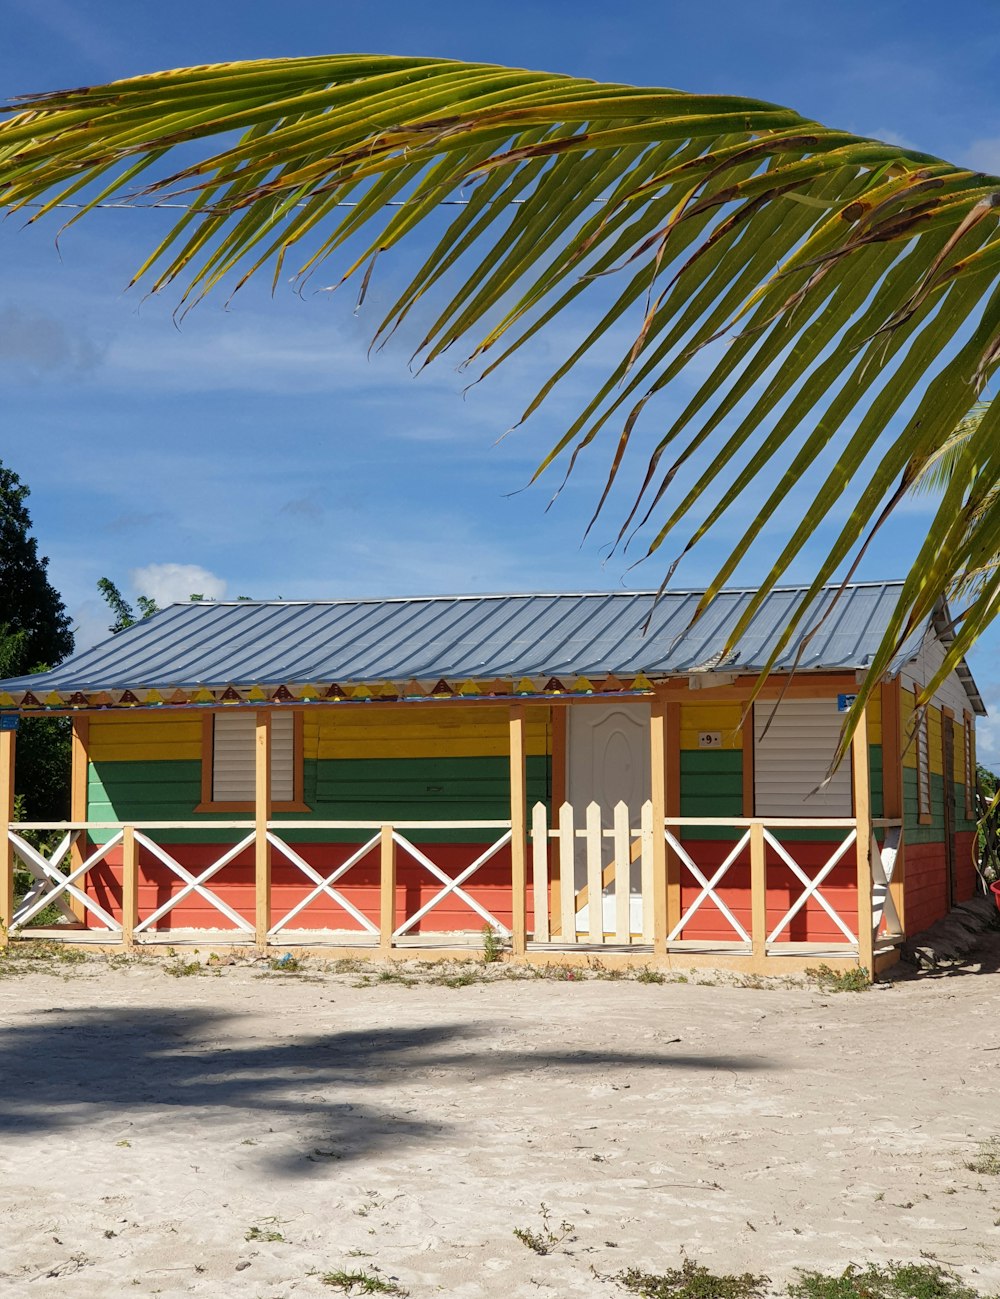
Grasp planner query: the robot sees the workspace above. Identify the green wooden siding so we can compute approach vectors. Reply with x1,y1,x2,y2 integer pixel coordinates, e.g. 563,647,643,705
89,755,550,843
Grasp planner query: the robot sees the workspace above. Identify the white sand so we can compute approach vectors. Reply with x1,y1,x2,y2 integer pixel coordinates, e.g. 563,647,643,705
1,946,1000,1298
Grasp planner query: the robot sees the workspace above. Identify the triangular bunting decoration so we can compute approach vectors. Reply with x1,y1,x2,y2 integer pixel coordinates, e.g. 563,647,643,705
458,678,481,696
144,689,165,705
630,672,654,692
299,684,319,702
0,693,15,709
117,690,140,706
401,680,426,698
430,679,454,697
168,689,189,705
514,678,536,696
219,685,243,703
20,692,41,708
192,687,216,704
246,685,266,702
350,683,373,700
573,677,594,694
376,681,399,699
487,679,512,696
323,683,347,700
601,674,624,693
543,677,566,695
43,691,64,707
270,685,295,703
68,692,89,708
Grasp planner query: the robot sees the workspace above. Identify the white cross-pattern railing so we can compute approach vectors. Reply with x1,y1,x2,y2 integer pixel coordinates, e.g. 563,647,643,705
871,823,904,942
765,827,859,944
391,831,513,939
667,828,752,943
10,829,122,933
4,813,903,967
267,831,380,937
133,831,256,934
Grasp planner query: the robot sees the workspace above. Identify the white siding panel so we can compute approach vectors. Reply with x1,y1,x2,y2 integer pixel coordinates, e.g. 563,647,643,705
754,698,852,817
900,631,971,717
212,711,294,803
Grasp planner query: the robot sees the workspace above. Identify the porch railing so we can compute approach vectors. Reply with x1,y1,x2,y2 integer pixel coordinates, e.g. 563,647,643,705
4,808,902,965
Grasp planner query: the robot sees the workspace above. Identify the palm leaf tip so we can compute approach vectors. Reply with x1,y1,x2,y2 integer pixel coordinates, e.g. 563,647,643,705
1,55,999,723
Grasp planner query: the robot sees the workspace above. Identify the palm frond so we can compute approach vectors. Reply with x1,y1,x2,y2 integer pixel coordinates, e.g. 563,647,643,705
3,55,1000,736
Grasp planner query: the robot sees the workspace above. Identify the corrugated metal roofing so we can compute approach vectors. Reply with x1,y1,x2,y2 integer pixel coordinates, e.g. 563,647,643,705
0,581,973,702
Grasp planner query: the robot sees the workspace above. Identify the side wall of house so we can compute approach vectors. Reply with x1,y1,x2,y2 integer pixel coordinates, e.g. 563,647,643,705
900,635,980,935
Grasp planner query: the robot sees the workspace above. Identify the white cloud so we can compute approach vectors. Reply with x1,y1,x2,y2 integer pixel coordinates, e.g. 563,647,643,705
962,138,1000,176
130,563,227,607
976,705,1000,773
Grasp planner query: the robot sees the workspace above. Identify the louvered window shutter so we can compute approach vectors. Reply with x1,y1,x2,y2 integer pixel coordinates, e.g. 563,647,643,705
753,698,852,817
212,712,294,803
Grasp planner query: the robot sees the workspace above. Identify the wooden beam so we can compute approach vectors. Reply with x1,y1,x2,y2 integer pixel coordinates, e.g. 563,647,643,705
0,728,14,947
880,679,905,937
379,824,395,954
254,710,272,951
852,706,875,974
67,715,91,923
665,699,681,943
509,704,528,956
121,824,138,949
741,705,755,816
550,705,567,928
650,693,668,954
750,819,767,972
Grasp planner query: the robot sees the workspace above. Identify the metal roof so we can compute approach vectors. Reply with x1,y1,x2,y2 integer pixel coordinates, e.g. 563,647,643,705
0,582,982,710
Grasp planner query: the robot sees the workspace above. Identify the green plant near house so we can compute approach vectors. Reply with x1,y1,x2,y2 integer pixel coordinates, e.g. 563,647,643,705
806,963,871,993
482,925,505,964
320,1268,406,1295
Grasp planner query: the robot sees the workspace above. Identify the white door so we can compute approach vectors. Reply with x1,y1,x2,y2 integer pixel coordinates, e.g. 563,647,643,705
567,703,651,933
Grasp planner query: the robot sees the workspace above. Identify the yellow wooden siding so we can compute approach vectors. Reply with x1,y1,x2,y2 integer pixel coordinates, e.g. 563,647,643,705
867,690,882,745
89,714,202,762
679,701,743,750
307,705,550,759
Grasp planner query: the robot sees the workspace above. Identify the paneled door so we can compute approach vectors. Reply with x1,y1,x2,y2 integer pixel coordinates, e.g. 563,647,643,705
567,703,651,933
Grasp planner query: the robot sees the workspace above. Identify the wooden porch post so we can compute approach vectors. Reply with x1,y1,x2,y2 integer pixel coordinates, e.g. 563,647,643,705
121,824,138,950
880,679,905,935
508,703,528,956
0,725,15,947
650,693,670,955
69,715,90,923
379,824,396,955
254,710,272,951
852,705,875,973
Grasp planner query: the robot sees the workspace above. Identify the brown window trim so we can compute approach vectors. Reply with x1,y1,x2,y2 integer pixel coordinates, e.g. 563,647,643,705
964,710,976,820
914,684,931,825
196,710,309,813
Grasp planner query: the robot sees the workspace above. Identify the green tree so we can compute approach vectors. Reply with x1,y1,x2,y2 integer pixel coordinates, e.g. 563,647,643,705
0,462,74,820
96,577,159,634
3,56,999,743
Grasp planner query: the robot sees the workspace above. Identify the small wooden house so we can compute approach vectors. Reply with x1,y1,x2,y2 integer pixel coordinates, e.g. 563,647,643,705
0,582,985,976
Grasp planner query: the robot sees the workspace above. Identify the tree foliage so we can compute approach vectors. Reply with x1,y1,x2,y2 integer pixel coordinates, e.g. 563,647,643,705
0,462,74,820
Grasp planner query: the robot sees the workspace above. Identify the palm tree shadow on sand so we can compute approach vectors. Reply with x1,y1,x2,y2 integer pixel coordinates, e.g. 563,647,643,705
0,1004,773,1176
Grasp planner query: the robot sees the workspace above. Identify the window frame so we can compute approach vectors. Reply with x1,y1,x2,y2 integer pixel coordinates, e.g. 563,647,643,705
964,710,976,820
196,709,308,812
914,687,931,824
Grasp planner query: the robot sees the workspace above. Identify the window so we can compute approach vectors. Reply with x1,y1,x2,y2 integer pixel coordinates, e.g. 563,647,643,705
753,698,852,817
915,699,931,822
965,712,975,819
200,711,301,808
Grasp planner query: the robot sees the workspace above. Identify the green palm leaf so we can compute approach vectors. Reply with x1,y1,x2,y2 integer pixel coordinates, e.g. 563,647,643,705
2,54,998,739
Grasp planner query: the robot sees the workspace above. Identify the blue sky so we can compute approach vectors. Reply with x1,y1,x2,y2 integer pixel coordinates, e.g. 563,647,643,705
3,1,1000,758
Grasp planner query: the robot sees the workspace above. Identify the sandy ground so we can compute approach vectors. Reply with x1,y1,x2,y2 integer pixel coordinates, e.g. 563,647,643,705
2,945,1000,1299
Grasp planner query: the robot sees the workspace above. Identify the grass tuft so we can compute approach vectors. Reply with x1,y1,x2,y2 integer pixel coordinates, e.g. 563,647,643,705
513,1202,575,1255
965,1139,1000,1175
615,1259,768,1299
806,963,871,993
320,1267,407,1294
787,1262,983,1299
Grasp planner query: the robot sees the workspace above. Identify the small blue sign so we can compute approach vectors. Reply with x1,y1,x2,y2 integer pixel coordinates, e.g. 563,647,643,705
837,693,857,713
0,714,19,732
